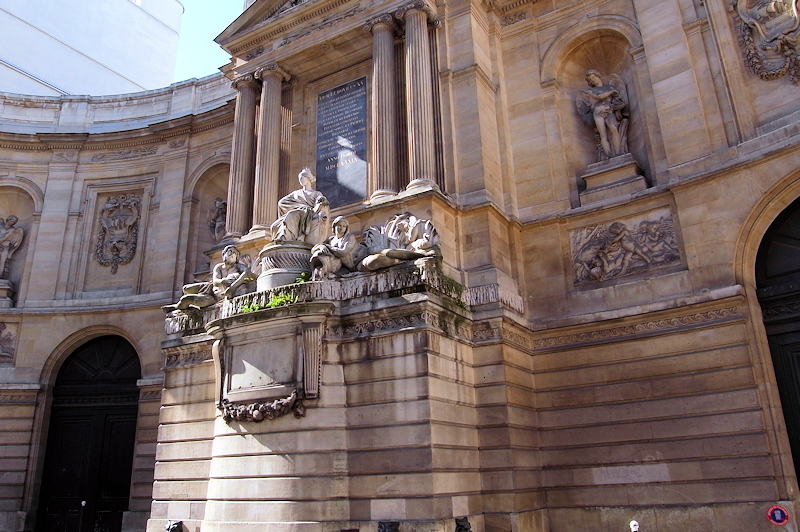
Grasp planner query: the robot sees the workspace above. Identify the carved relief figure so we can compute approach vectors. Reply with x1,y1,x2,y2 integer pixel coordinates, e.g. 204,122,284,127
358,213,440,271
572,215,680,283
0,216,24,280
163,245,256,312
207,197,227,242
310,216,359,280
576,70,630,160
95,194,141,274
269,168,330,244
734,0,800,83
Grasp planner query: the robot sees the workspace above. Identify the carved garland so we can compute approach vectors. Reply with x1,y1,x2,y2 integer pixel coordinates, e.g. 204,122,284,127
731,0,800,85
220,390,305,422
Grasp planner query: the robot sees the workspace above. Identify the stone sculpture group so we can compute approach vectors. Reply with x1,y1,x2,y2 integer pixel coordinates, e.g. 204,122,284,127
164,168,440,313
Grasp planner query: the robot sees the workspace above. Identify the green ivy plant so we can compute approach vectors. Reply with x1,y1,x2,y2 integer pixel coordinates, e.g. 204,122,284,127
267,292,297,308
295,272,311,284
240,302,262,313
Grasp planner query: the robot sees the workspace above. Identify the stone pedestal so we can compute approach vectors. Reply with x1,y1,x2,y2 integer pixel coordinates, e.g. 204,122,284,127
257,242,313,290
579,153,647,206
0,280,15,308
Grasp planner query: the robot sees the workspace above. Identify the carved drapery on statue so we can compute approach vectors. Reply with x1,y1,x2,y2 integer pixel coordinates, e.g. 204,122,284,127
576,70,630,161
732,0,800,84
95,194,141,274
0,216,23,280
208,198,227,242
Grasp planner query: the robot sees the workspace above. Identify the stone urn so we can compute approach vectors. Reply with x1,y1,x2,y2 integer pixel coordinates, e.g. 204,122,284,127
257,241,313,290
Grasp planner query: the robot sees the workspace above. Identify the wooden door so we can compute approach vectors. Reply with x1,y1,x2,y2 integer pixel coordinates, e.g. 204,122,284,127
36,336,140,532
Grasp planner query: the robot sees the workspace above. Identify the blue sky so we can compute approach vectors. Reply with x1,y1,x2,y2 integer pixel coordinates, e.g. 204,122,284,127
173,0,245,82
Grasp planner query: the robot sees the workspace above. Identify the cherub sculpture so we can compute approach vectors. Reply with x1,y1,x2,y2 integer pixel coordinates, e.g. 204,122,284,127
163,245,255,312
0,216,24,280
576,70,629,160
269,168,330,245
310,216,359,280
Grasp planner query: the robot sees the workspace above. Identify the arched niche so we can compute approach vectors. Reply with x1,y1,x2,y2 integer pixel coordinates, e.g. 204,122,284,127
0,185,36,289
549,26,650,192
186,162,229,283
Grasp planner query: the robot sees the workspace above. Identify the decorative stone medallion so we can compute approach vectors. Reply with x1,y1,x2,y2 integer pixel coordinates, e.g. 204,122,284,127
95,194,142,274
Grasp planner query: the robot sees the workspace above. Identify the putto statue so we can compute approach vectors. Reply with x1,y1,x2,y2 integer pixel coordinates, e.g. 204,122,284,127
269,168,330,245
163,245,256,312
0,216,23,280
310,216,359,280
576,70,629,161
358,213,439,271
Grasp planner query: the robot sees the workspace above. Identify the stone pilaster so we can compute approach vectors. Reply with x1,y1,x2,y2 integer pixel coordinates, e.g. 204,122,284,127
364,15,399,201
225,74,259,239
252,64,291,231
396,1,439,192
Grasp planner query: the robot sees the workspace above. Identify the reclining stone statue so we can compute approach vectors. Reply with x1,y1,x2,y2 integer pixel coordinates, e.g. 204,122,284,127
357,213,440,271
163,245,256,312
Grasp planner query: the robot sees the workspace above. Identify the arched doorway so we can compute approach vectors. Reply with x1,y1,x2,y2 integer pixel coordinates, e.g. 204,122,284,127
36,336,141,532
756,195,800,482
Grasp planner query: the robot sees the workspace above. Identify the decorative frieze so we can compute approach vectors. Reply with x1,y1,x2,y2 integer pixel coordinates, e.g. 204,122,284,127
90,146,157,162
465,283,524,313
164,348,213,368
533,306,741,350
501,11,527,26
571,207,681,284
53,152,77,161
279,7,364,47
139,389,162,401
167,138,186,149
95,194,142,274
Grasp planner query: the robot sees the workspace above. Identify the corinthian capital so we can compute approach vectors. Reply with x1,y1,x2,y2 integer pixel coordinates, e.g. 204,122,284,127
363,13,397,33
394,0,438,23
231,73,260,90
254,63,291,82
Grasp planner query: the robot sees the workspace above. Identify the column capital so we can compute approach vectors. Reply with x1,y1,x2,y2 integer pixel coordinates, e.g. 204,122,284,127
394,1,438,24
363,13,397,33
254,63,291,83
231,73,260,91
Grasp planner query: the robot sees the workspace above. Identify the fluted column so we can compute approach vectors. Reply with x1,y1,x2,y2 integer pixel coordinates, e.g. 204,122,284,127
365,14,399,201
252,64,291,231
396,1,439,191
225,74,260,239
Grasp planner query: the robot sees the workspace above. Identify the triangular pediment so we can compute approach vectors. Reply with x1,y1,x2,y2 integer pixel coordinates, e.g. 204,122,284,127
215,0,323,55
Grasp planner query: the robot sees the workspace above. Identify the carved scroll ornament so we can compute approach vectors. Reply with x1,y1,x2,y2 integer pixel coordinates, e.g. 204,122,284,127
95,194,141,274
732,0,800,84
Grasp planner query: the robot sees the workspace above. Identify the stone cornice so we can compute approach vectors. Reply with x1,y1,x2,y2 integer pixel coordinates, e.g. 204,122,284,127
0,102,235,153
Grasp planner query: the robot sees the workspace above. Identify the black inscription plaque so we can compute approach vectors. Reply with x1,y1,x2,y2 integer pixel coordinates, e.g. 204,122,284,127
315,78,367,208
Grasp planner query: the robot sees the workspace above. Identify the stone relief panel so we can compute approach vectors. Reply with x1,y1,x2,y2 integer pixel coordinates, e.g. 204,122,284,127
0,322,18,361
732,0,800,84
95,194,142,274
570,207,681,284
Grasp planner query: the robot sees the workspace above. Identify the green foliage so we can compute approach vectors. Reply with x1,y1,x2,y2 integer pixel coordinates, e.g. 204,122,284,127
240,302,262,313
295,271,311,284
267,292,297,308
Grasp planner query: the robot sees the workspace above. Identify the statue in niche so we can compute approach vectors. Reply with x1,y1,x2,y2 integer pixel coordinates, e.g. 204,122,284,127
310,216,359,280
95,194,141,274
163,245,256,312
576,70,630,161
0,216,23,280
269,168,330,245
629,521,639,532
207,197,227,242
357,213,440,272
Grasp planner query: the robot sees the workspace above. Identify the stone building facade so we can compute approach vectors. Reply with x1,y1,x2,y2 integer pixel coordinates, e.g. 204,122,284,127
1,0,800,531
